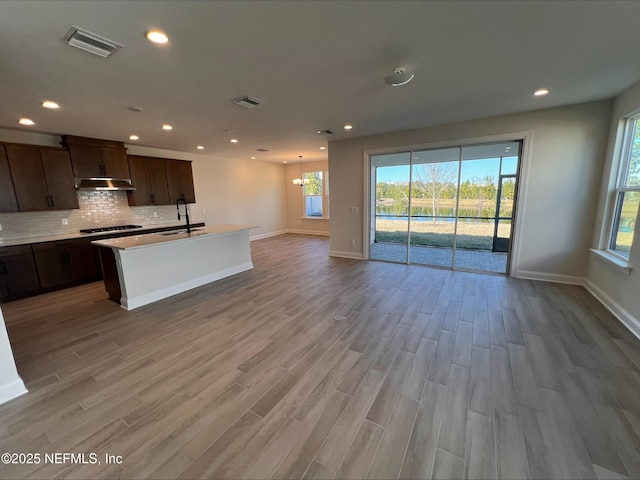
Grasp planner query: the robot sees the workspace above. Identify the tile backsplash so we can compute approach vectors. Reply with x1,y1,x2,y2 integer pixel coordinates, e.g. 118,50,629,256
0,191,181,240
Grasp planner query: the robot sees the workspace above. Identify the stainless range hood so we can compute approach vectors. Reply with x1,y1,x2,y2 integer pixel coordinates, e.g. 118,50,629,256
74,178,136,191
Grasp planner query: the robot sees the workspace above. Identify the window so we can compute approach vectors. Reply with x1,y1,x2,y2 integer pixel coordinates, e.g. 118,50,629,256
303,170,329,218
608,114,640,258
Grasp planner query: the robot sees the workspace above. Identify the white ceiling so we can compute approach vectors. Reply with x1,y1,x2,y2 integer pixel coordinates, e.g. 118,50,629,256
2,1,640,164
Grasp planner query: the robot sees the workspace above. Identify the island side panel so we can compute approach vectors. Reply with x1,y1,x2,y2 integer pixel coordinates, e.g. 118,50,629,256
97,246,122,304
116,229,253,310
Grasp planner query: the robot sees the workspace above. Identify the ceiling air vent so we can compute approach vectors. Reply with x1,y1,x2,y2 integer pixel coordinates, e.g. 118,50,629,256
256,148,269,152
233,96,263,109
317,129,334,135
64,26,122,58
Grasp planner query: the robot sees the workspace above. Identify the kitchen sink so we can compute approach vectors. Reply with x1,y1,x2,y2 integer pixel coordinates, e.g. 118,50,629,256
159,228,203,236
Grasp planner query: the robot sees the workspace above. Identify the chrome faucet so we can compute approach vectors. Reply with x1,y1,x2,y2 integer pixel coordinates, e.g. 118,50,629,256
176,198,191,233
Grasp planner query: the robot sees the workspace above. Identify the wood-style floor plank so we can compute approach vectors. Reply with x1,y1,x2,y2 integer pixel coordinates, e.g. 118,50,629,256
0,234,638,480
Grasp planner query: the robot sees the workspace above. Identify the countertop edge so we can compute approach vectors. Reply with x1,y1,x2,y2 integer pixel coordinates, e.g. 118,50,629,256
91,224,259,251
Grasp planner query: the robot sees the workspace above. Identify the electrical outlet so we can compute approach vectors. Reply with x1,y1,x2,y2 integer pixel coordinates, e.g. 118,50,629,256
61,218,68,225
350,206,359,213
0,223,3,231
350,238,356,245
153,212,158,217
202,208,206,214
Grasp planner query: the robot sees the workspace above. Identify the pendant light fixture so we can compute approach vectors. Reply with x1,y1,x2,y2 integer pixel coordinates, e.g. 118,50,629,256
292,155,309,187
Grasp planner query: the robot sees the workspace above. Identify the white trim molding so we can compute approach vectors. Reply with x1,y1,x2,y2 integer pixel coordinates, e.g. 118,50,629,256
512,269,585,286
585,279,640,340
287,229,330,236
329,250,364,260
250,229,289,241
0,378,27,405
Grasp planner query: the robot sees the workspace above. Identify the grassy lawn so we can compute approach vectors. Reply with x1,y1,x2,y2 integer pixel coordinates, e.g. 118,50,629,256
375,219,510,250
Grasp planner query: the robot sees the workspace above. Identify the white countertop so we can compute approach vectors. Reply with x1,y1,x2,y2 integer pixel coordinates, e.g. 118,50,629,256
91,224,257,250
0,222,203,247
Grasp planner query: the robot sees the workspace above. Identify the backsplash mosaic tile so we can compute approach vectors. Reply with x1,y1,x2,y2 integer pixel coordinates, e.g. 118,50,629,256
0,191,180,240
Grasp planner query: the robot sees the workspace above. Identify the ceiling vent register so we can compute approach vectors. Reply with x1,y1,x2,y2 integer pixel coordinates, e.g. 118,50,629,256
233,96,263,109
65,26,122,58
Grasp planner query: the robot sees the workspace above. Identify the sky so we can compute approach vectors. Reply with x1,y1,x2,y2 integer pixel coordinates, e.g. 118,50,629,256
377,156,518,183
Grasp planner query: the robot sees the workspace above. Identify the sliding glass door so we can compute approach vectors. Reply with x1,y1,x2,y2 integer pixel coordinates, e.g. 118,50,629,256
370,141,521,274
409,148,460,267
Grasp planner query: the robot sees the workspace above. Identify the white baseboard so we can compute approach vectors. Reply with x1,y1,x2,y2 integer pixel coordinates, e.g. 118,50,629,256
512,269,585,286
0,378,27,405
287,229,330,236
329,250,364,260
122,262,254,310
250,230,288,241
585,280,640,341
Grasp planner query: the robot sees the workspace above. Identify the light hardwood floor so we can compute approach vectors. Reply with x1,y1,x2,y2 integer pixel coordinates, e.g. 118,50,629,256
1,234,639,480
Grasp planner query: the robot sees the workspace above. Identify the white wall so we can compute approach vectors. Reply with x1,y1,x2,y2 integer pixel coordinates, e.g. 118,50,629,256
126,145,289,240
0,307,27,404
329,101,612,280
284,160,329,236
587,79,640,329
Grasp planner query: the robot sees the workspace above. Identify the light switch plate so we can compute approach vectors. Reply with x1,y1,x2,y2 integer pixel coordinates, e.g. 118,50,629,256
61,218,68,225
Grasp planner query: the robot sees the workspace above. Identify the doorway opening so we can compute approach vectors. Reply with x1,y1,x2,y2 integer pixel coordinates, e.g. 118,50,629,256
369,140,521,274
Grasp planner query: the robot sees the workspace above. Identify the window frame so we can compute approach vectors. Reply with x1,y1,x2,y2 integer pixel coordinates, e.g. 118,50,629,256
606,113,640,261
302,169,329,219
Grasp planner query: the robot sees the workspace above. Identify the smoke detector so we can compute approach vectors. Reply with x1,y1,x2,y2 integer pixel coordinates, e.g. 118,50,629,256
233,96,263,109
384,67,415,87
64,26,122,58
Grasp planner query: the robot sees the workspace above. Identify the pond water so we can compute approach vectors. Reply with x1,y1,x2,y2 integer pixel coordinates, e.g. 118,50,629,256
376,206,497,222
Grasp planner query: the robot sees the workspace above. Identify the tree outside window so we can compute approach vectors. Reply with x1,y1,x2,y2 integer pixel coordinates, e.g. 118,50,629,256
304,171,325,217
609,115,640,258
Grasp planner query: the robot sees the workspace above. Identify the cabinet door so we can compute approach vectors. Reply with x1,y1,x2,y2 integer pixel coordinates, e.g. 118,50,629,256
0,146,18,212
178,161,196,203
147,158,170,204
0,253,40,299
127,155,152,206
40,148,79,210
34,250,71,289
100,148,130,179
68,144,102,177
5,145,50,211
166,159,196,204
69,242,98,283
165,159,182,204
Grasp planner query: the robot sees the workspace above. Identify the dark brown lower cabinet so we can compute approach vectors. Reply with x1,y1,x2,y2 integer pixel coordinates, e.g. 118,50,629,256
0,245,40,300
33,239,98,290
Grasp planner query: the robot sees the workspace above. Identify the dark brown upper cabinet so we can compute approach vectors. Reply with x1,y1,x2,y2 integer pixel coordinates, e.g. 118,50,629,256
127,155,170,206
61,135,129,179
0,145,18,212
166,159,196,204
5,144,78,211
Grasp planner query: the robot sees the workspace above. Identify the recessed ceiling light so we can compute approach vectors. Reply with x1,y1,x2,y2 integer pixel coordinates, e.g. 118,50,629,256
230,138,238,143
42,100,60,109
251,156,256,160
282,161,287,164
344,124,353,130
129,135,139,140
146,29,168,44
19,118,35,126
534,88,549,97
197,146,204,150
162,124,172,131
320,146,326,150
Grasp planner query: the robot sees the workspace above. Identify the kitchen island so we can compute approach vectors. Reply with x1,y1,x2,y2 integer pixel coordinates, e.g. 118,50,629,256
92,224,256,310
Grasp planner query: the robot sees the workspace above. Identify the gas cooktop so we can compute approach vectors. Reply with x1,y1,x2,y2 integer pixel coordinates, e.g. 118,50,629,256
80,225,143,234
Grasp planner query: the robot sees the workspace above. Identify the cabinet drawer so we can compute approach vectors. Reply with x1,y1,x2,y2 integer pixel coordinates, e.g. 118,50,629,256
0,244,33,257
32,238,91,252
